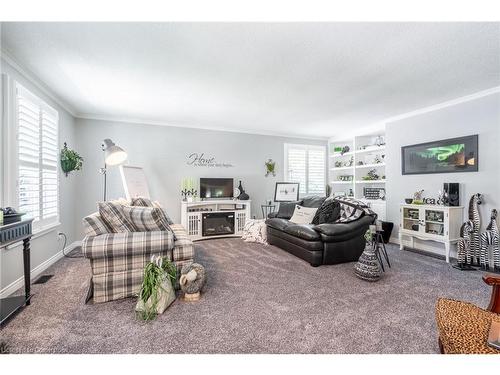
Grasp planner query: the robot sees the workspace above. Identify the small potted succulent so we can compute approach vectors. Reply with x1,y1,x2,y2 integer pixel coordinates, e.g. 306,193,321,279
60,142,83,177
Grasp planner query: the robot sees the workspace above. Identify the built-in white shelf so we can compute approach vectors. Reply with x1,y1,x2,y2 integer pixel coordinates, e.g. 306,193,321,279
331,181,354,184
328,132,387,222
355,146,386,154
355,163,385,169
355,179,386,184
330,166,354,171
330,152,354,158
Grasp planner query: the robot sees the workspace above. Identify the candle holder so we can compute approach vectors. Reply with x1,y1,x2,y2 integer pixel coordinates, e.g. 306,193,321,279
181,189,189,201
186,189,198,202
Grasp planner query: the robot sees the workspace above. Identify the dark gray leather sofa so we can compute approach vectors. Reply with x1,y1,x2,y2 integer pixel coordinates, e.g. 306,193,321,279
266,196,375,266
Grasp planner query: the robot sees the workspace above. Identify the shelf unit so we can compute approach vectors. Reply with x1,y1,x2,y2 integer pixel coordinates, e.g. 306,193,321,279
328,132,386,220
399,203,464,263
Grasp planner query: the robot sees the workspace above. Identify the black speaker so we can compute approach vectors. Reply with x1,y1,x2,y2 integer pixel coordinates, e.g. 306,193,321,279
444,183,460,206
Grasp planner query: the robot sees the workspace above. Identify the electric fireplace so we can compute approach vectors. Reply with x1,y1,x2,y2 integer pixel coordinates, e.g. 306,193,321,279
202,212,235,237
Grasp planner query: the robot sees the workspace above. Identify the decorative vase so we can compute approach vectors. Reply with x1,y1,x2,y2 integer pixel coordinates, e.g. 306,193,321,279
354,245,382,282
237,181,249,200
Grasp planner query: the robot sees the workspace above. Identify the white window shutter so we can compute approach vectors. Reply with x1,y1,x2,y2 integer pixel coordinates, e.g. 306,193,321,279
285,144,325,196
16,84,59,228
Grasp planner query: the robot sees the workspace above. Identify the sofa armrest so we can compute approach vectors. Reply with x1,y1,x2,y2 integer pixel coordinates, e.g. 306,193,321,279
82,231,174,260
314,215,373,242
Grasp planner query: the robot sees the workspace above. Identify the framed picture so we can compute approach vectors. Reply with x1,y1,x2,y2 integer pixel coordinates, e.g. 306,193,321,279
274,182,300,202
402,135,478,175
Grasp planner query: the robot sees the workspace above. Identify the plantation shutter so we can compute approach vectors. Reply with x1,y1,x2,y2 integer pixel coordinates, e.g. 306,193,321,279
307,148,326,195
16,84,59,228
285,144,325,196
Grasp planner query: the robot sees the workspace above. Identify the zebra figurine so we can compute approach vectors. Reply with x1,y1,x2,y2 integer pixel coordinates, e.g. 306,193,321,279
480,209,499,271
468,193,483,265
457,220,474,268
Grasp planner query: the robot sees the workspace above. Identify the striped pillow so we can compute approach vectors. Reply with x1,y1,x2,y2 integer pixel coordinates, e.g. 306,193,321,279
122,206,171,232
82,212,112,236
131,197,174,225
98,201,137,233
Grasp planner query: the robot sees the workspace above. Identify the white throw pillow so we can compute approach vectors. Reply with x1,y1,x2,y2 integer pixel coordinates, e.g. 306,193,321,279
289,205,318,224
241,219,268,244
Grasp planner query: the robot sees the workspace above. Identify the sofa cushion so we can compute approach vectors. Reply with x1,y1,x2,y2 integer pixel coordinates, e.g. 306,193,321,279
283,224,321,241
265,218,292,232
122,206,174,235
277,201,303,219
289,205,318,224
131,197,174,225
98,201,137,233
83,212,112,236
170,224,195,262
311,197,341,225
302,196,326,208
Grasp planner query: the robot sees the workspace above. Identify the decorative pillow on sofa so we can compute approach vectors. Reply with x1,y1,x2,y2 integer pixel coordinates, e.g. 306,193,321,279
122,206,175,237
311,197,341,225
98,201,137,233
83,212,112,236
301,196,326,208
241,219,268,245
277,201,303,219
131,197,174,225
289,205,318,224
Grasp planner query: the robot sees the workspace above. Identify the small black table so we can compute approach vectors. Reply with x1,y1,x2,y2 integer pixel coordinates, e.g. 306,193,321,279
261,204,276,219
0,218,34,325
372,230,391,272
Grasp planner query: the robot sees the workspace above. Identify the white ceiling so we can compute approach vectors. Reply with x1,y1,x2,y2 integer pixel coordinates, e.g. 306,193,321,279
2,22,499,138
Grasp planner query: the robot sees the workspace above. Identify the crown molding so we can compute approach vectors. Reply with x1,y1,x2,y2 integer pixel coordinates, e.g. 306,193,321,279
0,47,77,117
75,112,329,141
382,85,500,124
330,85,500,141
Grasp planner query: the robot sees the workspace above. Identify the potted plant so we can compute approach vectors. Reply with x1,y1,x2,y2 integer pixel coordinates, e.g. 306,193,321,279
60,142,83,176
136,256,177,321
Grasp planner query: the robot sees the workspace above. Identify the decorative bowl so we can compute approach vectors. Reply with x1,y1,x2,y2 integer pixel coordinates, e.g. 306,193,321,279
404,198,413,204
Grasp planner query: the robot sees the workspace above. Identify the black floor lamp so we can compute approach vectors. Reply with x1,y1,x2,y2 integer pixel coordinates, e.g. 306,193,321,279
100,138,127,201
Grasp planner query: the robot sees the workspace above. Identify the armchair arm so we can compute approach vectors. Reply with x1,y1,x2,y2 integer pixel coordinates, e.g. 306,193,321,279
82,231,174,260
483,274,500,313
314,216,373,243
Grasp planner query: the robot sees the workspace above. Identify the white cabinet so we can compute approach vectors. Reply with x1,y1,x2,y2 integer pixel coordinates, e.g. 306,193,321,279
398,204,464,263
181,200,251,241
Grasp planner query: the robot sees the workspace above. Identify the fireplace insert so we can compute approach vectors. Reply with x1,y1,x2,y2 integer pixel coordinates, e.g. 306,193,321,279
202,212,235,237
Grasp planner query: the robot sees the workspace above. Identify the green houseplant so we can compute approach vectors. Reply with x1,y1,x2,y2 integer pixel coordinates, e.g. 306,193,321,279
60,142,83,176
136,256,177,321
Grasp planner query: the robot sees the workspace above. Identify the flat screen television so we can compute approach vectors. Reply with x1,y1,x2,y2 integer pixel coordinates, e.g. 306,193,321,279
200,178,234,199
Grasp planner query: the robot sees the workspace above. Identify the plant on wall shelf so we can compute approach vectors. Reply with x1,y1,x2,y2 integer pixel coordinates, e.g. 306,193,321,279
60,142,83,177
265,159,276,177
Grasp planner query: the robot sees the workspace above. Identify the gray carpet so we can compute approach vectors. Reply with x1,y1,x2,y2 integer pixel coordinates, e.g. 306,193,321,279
0,239,491,353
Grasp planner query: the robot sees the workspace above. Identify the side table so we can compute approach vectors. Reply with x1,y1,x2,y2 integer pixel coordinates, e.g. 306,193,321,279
261,204,276,219
0,218,34,325
372,230,391,272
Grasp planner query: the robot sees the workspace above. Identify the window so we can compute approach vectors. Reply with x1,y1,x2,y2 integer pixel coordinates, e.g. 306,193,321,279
284,143,326,196
15,84,59,229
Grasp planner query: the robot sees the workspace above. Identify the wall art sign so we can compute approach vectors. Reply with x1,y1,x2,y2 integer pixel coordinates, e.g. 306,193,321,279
274,182,300,202
401,135,478,175
186,153,235,168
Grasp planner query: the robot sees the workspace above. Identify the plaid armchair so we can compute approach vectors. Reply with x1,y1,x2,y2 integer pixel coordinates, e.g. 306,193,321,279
82,213,194,303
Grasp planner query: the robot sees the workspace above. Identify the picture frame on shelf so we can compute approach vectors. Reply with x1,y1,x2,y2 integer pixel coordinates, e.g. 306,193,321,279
274,182,300,202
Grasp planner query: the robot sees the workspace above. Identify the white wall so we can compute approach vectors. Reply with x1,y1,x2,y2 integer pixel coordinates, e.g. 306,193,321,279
73,118,326,238
386,92,500,258
0,58,78,294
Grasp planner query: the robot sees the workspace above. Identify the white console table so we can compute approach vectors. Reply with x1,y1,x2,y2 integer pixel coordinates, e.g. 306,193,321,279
181,199,251,241
398,203,464,263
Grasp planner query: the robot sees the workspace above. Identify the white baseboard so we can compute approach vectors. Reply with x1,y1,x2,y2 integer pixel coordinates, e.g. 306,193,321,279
0,241,81,298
